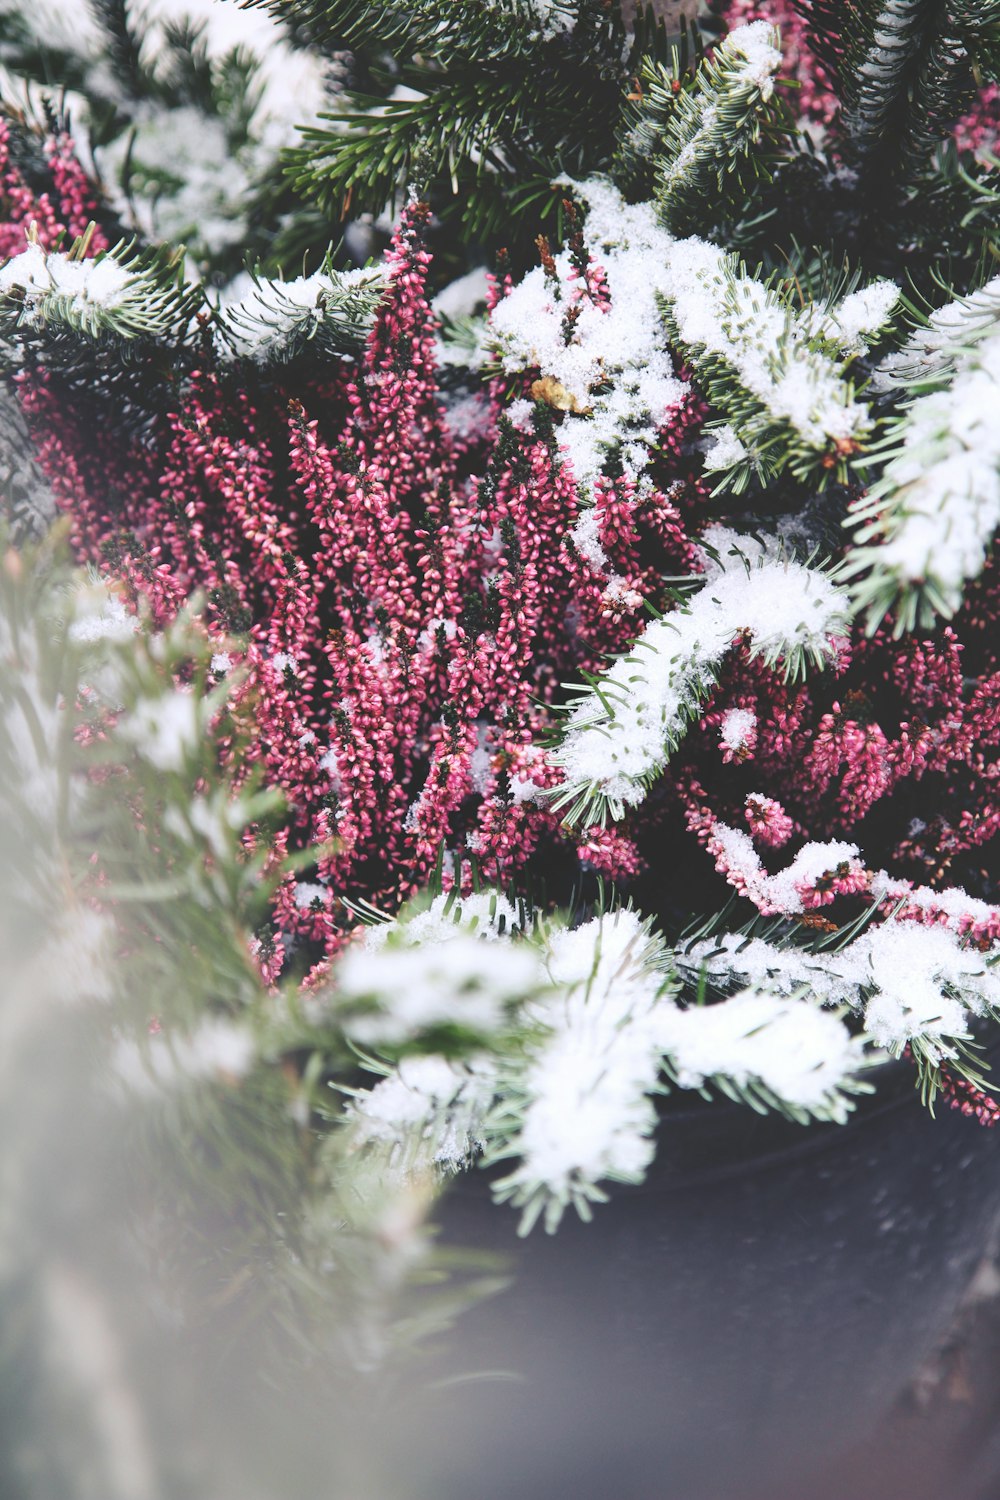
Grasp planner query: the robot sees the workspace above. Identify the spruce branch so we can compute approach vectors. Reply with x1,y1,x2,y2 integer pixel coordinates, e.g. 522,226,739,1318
241,0,566,64
0,233,193,346
286,72,596,237
841,0,934,160
657,238,875,488
791,0,1000,184
215,261,386,365
647,20,790,234
551,535,850,826
841,297,1000,634
277,3,645,247
871,271,1000,388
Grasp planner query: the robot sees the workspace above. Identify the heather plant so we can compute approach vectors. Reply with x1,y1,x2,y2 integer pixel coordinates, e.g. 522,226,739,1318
1,10,1000,1464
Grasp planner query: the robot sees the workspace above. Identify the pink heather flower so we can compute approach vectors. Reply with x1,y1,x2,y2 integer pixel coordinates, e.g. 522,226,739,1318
955,82,1000,158
575,825,646,881
744,793,795,848
10,170,1000,973
719,706,758,763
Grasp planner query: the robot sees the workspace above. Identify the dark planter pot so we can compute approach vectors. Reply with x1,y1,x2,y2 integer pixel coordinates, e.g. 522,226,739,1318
396,1065,1000,1500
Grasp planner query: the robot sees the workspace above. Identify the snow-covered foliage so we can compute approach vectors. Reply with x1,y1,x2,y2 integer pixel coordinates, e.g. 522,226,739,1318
553,528,850,823
0,0,333,274
490,179,687,499
806,277,901,359
490,173,881,503
682,919,1000,1062
654,20,783,226
4,0,1000,1290
699,821,866,915
703,423,751,473
487,910,679,1232
845,316,1000,631
661,236,873,482
872,276,1000,390
656,988,865,1113
217,265,386,364
335,892,543,1045
0,243,172,338
333,902,873,1234
342,1054,497,1175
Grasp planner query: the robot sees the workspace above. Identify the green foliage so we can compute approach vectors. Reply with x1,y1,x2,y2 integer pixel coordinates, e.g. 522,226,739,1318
658,252,873,491
213,260,386,365
277,0,679,256
243,0,558,61
639,20,792,234
791,0,1000,181
0,528,516,1495
0,233,195,345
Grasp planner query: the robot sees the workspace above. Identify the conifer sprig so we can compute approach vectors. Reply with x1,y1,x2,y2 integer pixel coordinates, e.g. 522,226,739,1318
215,261,386,365
657,240,874,488
551,538,850,826
842,291,1000,635
0,233,193,346
278,0,676,248
646,20,790,234
243,0,566,62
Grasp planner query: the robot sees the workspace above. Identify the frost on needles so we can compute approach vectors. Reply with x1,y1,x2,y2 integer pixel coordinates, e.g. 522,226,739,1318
552,528,850,826
492,175,894,513
0,240,180,341
844,277,1000,633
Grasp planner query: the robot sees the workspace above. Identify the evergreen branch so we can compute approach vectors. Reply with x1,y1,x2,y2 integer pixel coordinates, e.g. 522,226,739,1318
906,1032,997,1113
658,239,874,487
680,916,1000,1094
871,271,1000,389
0,233,194,345
88,0,149,102
842,306,1000,634
840,0,933,161
900,19,979,171
893,142,1000,289
216,262,386,365
281,67,614,240
551,535,850,826
616,13,703,196
649,21,789,233
792,0,1000,183
240,0,572,63
284,76,563,225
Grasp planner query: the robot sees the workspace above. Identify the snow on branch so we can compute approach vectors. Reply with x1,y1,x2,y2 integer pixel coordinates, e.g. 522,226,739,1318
871,275,1000,392
660,237,874,486
843,316,1000,633
334,890,542,1046
342,1054,498,1178
0,238,185,341
485,907,866,1232
656,987,867,1120
329,897,871,1235
486,908,675,1233
490,177,885,504
681,919,1000,1065
216,264,386,364
651,20,785,230
551,529,850,825
803,276,901,361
